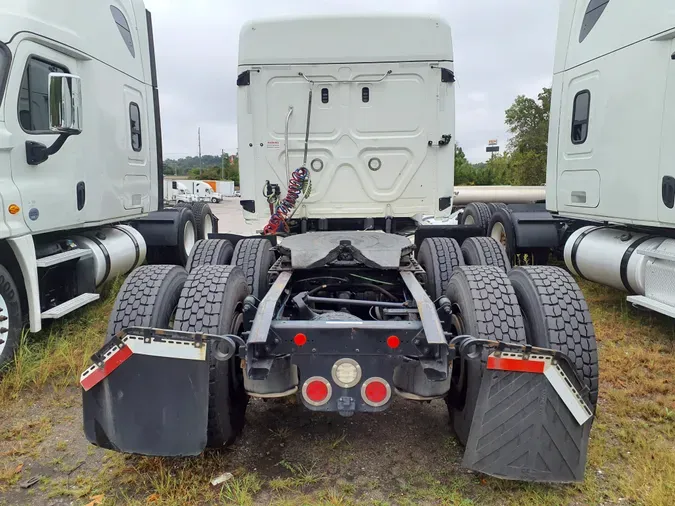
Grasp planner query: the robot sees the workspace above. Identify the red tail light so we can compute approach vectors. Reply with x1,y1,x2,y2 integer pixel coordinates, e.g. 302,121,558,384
302,377,332,406
386,335,400,349
361,377,391,407
294,333,308,347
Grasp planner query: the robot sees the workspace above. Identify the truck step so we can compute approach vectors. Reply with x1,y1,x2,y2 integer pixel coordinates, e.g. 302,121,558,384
42,293,100,320
627,295,675,319
36,249,92,268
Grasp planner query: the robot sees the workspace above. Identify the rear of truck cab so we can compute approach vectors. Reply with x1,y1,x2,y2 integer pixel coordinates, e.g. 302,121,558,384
236,15,456,229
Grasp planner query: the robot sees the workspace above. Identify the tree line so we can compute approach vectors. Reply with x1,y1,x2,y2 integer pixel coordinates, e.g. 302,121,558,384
163,154,240,185
162,87,551,188
455,87,550,186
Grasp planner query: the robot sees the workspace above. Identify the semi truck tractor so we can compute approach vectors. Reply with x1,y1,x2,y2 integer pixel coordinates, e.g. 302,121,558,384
80,9,598,483
183,180,223,203
462,0,675,319
0,0,220,370
163,180,197,204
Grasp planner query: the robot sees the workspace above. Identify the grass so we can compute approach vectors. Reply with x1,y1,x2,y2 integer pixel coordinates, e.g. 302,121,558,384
0,277,123,406
0,277,673,505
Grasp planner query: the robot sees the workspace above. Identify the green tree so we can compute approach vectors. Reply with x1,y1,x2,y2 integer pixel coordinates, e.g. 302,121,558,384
454,145,475,185
504,87,551,185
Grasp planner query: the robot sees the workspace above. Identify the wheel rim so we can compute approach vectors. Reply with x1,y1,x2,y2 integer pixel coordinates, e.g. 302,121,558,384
184,221,196,256
0,293,9,356
464,215,475,225
491,222,507,248
212,198,217,203
203,215,214,238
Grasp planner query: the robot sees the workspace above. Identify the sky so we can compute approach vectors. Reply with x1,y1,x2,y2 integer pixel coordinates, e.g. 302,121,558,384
145,0,560,163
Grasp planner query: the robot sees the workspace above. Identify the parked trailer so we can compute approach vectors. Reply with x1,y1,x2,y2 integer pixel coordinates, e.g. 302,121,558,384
462,0,675,319
81,12,598,483
204,180,235,197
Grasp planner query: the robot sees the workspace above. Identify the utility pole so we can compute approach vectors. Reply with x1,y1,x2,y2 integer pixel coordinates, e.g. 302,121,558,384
198,127,202,176
221,149,225,180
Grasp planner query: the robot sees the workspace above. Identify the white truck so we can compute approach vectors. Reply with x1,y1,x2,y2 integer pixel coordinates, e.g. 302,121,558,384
163,179,197,204
0,1,219,370
80,10,598,484
182,180,223,203
461,0,675,320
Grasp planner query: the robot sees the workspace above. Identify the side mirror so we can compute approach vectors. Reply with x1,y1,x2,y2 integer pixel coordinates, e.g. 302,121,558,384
49,73,83,134
26,73,83,165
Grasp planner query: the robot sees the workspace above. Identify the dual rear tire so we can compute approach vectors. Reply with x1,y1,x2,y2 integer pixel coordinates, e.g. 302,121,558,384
105,237,277,448
416,237,599,413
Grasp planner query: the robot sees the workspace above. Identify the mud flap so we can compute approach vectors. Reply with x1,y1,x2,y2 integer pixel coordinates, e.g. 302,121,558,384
460,349,593,483
81,330,226,457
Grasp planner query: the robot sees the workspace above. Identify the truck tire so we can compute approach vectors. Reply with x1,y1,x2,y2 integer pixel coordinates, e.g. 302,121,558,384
460,202,491,232
487,202,508,215
173,265,249,448
0,265,23,372
232,238,276,299
174,202,193,209
445,266,526,444
417,238,464,301
211,197,220,204
508,266,599,409
488,207,516,262
145,207,197,267
461,237,511,273
191,202,216,240
105,265,187,343
446,266,526,344
186,239,234,273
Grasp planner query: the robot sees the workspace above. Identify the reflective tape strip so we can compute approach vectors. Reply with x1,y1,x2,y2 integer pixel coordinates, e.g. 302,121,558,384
124,336,207,361
486,352,593,426
544,363,594,425
487,355,546,374
80,345,133,391
80,335,207,391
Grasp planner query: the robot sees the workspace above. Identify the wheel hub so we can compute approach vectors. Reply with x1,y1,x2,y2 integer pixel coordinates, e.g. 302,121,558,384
0,293,9,354
491,222,507,248
203,215,214,238
184,221,196,256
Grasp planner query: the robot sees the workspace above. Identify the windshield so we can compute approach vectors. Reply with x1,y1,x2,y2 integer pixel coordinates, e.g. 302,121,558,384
0,43,10,107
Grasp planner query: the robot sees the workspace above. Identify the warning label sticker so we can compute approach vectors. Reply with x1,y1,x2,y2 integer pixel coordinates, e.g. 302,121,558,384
267,141,280,150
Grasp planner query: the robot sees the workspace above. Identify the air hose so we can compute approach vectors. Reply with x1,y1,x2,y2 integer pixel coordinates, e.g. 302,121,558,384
263,167,310,234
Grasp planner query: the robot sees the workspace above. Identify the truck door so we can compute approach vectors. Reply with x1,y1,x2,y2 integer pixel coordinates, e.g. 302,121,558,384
658,37,675,225
6,40,85,232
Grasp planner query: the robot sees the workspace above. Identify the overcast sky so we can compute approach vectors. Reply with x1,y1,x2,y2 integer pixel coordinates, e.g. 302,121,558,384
145,0,559,163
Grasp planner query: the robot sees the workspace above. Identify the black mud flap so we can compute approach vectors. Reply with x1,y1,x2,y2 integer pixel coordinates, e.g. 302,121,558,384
81,329,237,457
455,341,594,483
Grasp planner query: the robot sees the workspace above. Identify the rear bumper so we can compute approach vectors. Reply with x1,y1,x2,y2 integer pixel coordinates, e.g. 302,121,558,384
245,319,450,415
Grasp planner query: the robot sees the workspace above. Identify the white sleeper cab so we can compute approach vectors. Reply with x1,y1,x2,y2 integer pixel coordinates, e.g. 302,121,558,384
0,1,216,369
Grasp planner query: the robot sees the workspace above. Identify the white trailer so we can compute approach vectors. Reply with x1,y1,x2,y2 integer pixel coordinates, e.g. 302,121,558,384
0,1,210,369
204,180,235,197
